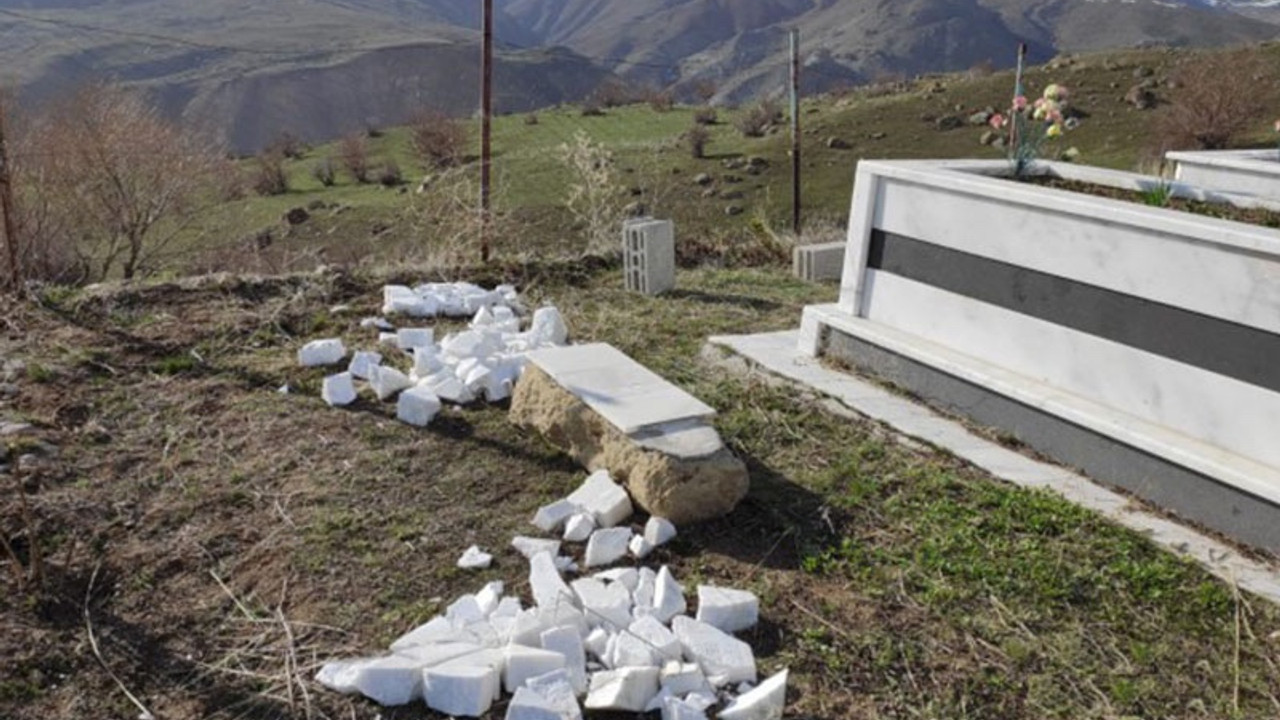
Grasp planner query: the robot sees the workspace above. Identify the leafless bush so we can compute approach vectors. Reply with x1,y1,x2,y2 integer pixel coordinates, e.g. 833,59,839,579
525,113,539,126
592,78,637,109
580,98,606,117
648,90,675,113
558,130,627,255
312,157,336,187
693,107,718,125
409,108,467,170
378,160,403,187
1157,49,1275,151
339,133,370,183
692,80,718,104
735,99,782,138
685,124,711,159
14,83,228,281
267,131,306,160
253,151,289,196
400,168,514,270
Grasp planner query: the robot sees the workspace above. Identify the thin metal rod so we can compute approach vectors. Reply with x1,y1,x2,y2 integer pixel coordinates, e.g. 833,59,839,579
0,91,19,291
480,0,493,263
790,28,801,237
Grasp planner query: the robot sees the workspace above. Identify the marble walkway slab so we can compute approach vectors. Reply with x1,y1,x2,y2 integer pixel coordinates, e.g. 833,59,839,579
526,343,715,434
705,330,1280,606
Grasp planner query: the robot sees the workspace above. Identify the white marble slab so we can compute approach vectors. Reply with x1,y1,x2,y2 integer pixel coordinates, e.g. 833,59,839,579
706,330,1280,605
526,343,715,434
1169,149,1280,201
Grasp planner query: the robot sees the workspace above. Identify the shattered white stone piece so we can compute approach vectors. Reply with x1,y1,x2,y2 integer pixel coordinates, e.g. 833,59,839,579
529,552,576,610
553,555,578,574
315,658,364,694
533,499,579,534
510,605,587,648
584,667,660,712
529,306,569,347
566,470,633,528
411,347,444,380
684,689,718,712
718,669,787,720
609,631,657,669
383,285,433,317
476,581,504,617
457,545,493,570
584,627,611,663
632,567,657,618
441,330,498,360
663,696,711,720
395,642,484,668
493,596,523,618
505,686,563,720
629,534,655,559
360,316,395,331
421,372,476,404
391,616,459,651
525,670,584,720
659,661,708,696
653,567,686,624
585,527,633,568
540,626,588,694
647,686,677,712
351,655,426,706
348,351,383,380
571,577,633,629
277,384,290,394
629,615,682,662
737,681,755,694
594,567,639,592
644,517,678,547
422,664,499,717
563,513,596,542
322,372,357,407
696,586,759,634
502,646,566,693
299,338,346,367
379,331,400,348
513,536,562,560
397,387,442,426
397,327,435,351
670,616,756,687
370,365,413,401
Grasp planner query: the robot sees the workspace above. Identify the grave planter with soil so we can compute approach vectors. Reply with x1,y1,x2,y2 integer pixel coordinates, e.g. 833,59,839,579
799,158,1280,553
1168,148,1280,202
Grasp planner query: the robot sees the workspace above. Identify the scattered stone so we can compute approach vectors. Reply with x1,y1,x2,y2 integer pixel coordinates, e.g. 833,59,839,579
696,586,759,633
720,190,744,201
284,207,310,226
693,173,713,186
869,131,886,140
505,686,567,720
397,387,442,427
348,351,382,380
967,111,991,126
315,658,364,695
299,339,346,367
503,646,567,693
660,661,708,696
563,512,596,542
393,617,460,651
584,527,633,568
663,697,710,720
533,499,579,534
571,577,633,629
935,115,963,131
351,655,425,706
824,137,850,149
423,664,500,717
397,328,434,351
529,552,575,609
629,615,682,662
624,201,647,217
565,470,634,528
0,421,35,437
525,669,584,720
653,566,686,624
1125,85,1157,110
594,567,639,591
718,669,787,720
322,372,358,407
585,667,660,712
1133,66,1154,78
529,307,569,347
629,534,655,559
540,626,589,694
369,365,413,401
979,130,998,146
722,174,743,184
609,631,658,668
644,517,677,547
725,205,744,217
513,536,562,560
670,616,756,687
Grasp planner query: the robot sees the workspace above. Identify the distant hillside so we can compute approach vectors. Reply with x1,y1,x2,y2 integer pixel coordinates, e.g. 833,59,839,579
1,0,1277,151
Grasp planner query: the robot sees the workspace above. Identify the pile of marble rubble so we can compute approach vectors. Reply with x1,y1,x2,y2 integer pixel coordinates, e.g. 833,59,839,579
315,470,788,720
296,283,569,426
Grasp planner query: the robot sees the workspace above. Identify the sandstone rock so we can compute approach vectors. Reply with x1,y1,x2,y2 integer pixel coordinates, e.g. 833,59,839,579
509,366,748,524
1125,85,1157,110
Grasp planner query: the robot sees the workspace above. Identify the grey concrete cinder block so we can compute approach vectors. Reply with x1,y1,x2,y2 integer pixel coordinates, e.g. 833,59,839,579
623,218,675,296
793,241,845,282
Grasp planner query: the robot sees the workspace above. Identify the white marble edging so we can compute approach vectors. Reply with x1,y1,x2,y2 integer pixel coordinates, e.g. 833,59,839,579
705,330,1280,606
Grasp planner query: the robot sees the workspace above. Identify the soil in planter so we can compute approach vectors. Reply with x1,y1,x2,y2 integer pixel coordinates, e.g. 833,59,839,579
1026,176,1280,228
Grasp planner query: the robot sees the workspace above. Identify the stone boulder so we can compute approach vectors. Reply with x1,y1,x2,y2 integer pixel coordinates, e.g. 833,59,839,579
510,366,748,524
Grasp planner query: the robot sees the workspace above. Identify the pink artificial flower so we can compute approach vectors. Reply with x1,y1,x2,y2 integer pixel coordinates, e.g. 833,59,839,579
1274,119,1280,133
1012,95,1028,111
989,113,1006,129
1048,109,1063,124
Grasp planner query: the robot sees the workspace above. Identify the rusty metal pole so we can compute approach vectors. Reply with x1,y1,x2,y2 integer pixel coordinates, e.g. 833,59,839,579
480,0,493,263
790,28,801,237
0,92,19,292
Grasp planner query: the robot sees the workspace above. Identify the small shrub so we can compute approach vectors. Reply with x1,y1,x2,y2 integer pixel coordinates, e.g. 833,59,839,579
269,131,306,160
1157,49,1274,151
312,157,336,187
692,80,718,104
648,90,675,113
339,133,370,183
693,107,718,125
592,78,635,108
558,130,626,254
253,151,289,196
735,99,781,138
580,99,606,117
685,124,711,159
525,113,539,126
409,109,467,169
378,161,403,187
365,125,384,138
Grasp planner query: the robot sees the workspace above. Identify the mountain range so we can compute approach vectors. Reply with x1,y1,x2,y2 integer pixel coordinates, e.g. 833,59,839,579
1,0,1277,152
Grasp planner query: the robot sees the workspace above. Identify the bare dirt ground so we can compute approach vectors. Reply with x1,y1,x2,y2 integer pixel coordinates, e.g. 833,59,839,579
1,261,1277,720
